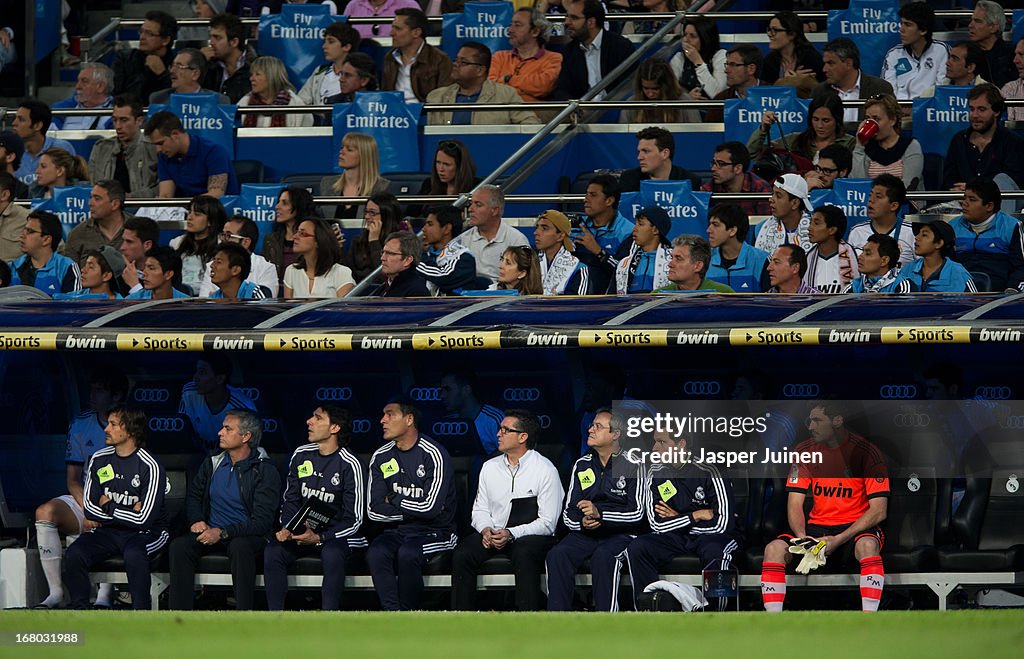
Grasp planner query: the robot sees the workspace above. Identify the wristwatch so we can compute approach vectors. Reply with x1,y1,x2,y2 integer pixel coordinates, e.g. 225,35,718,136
219,528,229,541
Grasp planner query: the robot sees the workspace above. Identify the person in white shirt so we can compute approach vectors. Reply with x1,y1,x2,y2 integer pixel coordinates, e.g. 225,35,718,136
453,184,530,283
198,215,279,297
283,219,355,298
880,2,949,101
999,38,1024,121
451,408,563,611
804,204,859,294
847,174,915,265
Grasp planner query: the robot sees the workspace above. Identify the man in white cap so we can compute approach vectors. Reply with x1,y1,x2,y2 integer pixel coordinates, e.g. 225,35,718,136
753,173,811,255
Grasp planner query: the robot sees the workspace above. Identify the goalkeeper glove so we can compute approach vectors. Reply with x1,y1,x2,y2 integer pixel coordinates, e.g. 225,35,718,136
788,537,827,574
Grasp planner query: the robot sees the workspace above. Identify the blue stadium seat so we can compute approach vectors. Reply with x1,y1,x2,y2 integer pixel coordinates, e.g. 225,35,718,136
234,160,265,185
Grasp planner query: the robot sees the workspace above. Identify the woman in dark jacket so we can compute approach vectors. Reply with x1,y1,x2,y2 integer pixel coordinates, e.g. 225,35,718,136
761,11,824,85
342,191,403,283
262,186,321,294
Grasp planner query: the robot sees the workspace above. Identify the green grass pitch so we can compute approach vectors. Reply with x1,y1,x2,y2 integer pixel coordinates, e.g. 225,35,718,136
1,611,1023,658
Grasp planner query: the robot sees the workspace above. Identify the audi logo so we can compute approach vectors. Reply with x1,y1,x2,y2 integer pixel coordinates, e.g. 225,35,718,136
538,414,551,429
879,385,917,400
892,413,930,428
503,387,541,402
683,380,720,396
316,387,353,402
783,383,820,399
134,388,171,403
240,387,261,401
432,421,469,436
975,386,1012,400
352,419,371,434
149,417,185,432
263,418,278,433
410,387,444,402
1000,416,1024,429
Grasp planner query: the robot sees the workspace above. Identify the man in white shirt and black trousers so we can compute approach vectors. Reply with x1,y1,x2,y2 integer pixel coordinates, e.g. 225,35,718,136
452,409,563,611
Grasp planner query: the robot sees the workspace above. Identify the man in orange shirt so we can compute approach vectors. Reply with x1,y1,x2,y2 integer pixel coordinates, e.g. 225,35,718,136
760,401,889,612
488,7,563,103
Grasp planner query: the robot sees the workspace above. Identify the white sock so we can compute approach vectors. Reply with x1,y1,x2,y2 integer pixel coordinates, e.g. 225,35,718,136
94,583,114,607
35,521,64,607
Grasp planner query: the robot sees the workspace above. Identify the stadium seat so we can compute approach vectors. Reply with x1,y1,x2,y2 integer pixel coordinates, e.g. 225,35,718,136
234,160,265,185
279,173,334,195
387,172,431,197
968,271,993,293
881,469,943,572
939,469,1024,571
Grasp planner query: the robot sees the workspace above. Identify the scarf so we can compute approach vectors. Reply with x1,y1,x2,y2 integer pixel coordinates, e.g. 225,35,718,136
864,134,913,167
243,89,292,127
754,213,811,254
540,246,581,296
615,242,671,294
858,265,902,293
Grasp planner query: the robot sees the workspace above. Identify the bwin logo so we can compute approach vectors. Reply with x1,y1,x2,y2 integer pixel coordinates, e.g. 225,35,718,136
879,385,917,399
683,380,720,396
503,387,541,402
432,421,469,436
975,386,1011,400
783,383,820,398
410,387,444,402
538,414,551,429
134,388,171,403
352,419,371,434
240,387,261,401
149,417,185,432
263,418,279,433
317,387,353,401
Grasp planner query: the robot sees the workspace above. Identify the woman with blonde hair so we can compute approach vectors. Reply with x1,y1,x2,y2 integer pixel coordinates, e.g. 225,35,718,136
621,59,697,124
489,245,542,295
32,148,88,198
320,132,391,220
238,56,313,127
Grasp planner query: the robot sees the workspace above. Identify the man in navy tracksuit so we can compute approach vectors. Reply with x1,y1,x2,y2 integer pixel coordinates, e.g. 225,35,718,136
264,405,365,611
367,398,457,610
63,407,168,610
168,409,281,610
620,431,742,611
546,408,645,611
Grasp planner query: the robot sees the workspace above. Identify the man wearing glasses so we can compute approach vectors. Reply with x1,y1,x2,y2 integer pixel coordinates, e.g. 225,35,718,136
381,8,452,103
706,45,762,123
804,143,851,191
546,408,646,611
372,230,430,297
148,48,230,106
452,409,563,611
9,210,81,295
112,10,177,102
197,215,279,297
427,43,540,126
700,141,771,217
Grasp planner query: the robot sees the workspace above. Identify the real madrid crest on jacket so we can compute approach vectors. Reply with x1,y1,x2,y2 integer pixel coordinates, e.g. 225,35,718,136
368,435,457,533
562,450,646,535
645,461,740,538
280,443,366,547
880,41,949,101
83,445,168,533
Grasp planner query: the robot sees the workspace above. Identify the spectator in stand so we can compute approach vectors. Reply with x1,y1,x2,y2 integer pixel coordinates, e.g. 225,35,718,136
804,143,853,192
417,205,481,296
51,64,115,130
969,1,1015,88
55,247,127,300
345,0,419,39
381,8,452,103
848,174,915,265
670,17,727,102
619,127,701,192
753,174,812,254
328,53,378,105
0,26,14,71
63,180,127,265
264,186,319,288
322,133,390,222
489,8,563,104
706,44,762,123
427,43,540,126
881,2,948,101
813,38,894,126
202,13,256,103
119,216,159,295
9,210,81,295
705,203,770,293
371,230,430,297
943,41,985,88
534,210,590,295
553,0,635,102
489,245,542,296
614,205,673,295
657,234,735,293
1001,38,1024,121
571,174,633,295
198,215,279,297
112,10,176,102
899,220,978,292
283,219,355,298
413,140,479,219
747,93,855,165
951,178,1024,292
208,242,269,300
804,205,859,294
31,149,88,199
296,21,361,105
625,0,683,36
149,48,231,105
454,185,530,284
171,194,226,294
88,95,158,198
943,85,1024,197
0,132,29,200
12,100,76,187
766,244,817,294
238,56,313,128
177,0,222,48
0,173,29,263
842,233,911,293
259,1,338,15
851,94,923,191
761,11,823,86
145,111,239,198
702,141,771,217
621,59,696,124
345,191,403,283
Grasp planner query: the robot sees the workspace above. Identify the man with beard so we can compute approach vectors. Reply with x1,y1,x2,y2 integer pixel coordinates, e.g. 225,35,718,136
943,84,1024,193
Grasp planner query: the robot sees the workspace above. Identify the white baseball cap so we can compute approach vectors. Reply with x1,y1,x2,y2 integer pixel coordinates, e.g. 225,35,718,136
774,173,811,211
